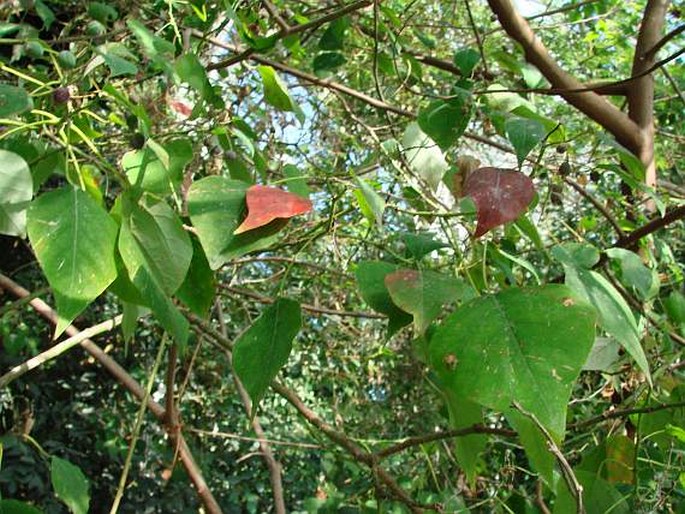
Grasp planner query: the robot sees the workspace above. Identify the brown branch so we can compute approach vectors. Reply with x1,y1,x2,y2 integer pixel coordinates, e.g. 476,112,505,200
628,0,670,190
616,205,685,249
568,400,685,431
214,301,286,514
464,0,488,75
219,285,385,319
486,0,642,155
263,0,291,32
376,424,516,459
644,22,685,59
0,274,223,514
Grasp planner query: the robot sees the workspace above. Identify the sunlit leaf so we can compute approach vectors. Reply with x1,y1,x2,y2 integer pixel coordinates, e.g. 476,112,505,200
51,456,90,514
234,185,312,234
0,150,32,236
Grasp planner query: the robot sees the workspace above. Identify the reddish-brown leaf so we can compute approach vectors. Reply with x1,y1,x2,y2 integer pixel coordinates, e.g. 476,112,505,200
169,99,192,117
462,167,535,237
234,185,312,234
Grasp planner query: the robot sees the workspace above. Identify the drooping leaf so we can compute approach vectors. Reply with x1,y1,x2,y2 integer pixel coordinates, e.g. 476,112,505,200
118,196,191,347
505,117,547,166
234,185,312,234
553,470,630,514
606,248,659,301
429,285,596,439
0,84,33,117
51,456,90,514
453,47,480,76
187,177,287,269
27,187,118,337
176,237,216,317
553,245,652,385
233,298,301,414
355,261,413,337
506,410,555,484
313,52,346,76
417,91,472,150
257,65,304,122
576,434,635,484
462,167,535,237
318,17,350,50
442,391,486,486
353,177,385,227
402,232,449,260
175,53,213,101
0,150,32,236
401,122,449,190
385,269,474,333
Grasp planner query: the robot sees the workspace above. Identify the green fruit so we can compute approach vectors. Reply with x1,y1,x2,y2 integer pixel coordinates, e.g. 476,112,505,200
57,50,77,69
25,41,44,59
86,20,106,36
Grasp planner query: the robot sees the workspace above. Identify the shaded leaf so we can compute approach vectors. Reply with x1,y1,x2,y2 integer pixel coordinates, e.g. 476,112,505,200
443,392,486,486
551,242,600,269
577,435,635,484
0,150,32,236
418,91,472,150
313,52,346,76
282,164,310,198
51,456,90,514
0,499,43,514
234,185,312,234
355,261,413,337
553,470,630,514
505,117,547,166
385,269,474,333
319,17,350,50
462,167,535,237
27,187,118,337
453,47,480,76
430,285,596,439
402,232,449,260
233,298,301,414
176,237,216,317
0,84,33,117
257,65,304,122
583,337,621,371
606,248,659,300
175,53,213,101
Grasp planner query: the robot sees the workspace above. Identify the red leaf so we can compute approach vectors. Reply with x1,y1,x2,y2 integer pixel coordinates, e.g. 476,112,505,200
169,99,192,117
463,167,535,237
234,185,312,234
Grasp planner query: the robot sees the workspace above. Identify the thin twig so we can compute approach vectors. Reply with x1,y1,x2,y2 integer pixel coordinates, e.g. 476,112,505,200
562,177,625,238
568,400,685,431
616,205,685,249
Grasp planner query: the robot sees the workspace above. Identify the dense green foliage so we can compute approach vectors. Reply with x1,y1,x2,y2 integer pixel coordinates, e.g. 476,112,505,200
0,0,684,512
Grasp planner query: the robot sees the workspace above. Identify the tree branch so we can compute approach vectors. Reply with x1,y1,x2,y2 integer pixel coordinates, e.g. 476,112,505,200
0,274,223,514
616,205,685,249
486,0,642,155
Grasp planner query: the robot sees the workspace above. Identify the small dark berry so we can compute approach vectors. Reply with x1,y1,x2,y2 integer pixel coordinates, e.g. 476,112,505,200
125,114,138,131
130,133,145,150
53,87,71,104
590,170,601,183
556,144,567,154
558,160,571,176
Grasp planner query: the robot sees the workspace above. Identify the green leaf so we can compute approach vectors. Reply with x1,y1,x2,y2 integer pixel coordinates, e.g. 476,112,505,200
506,410,555,484
401,122,449,190
27,187,118,337
583,337,621,371
318,17,350,50
638,386,685,451
313,52,346,76
176,237,216,317
557,256,652,385
443,392,486,486
417,92,472,150
551,242,600,269
606,248,659,301
257,65,304,122
0,150,32,236
429,285,596,439
282,164,310,198
354,177,385,227
553,470,630,514
355,261,413,338
187,176,285,270
98,44,138,77
118,203,189,348
576,434,635,484
175,53,213,101
664,290,685,335
88,2,118,24
402,232,449,260
0,84,33,117
505,117,547,166
0,500,43,514
233,298,301,414
50,456,90,514
453,48,480,76
385,269,474,333
122,140,190,195
127,19,175,71
34,0,56,29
